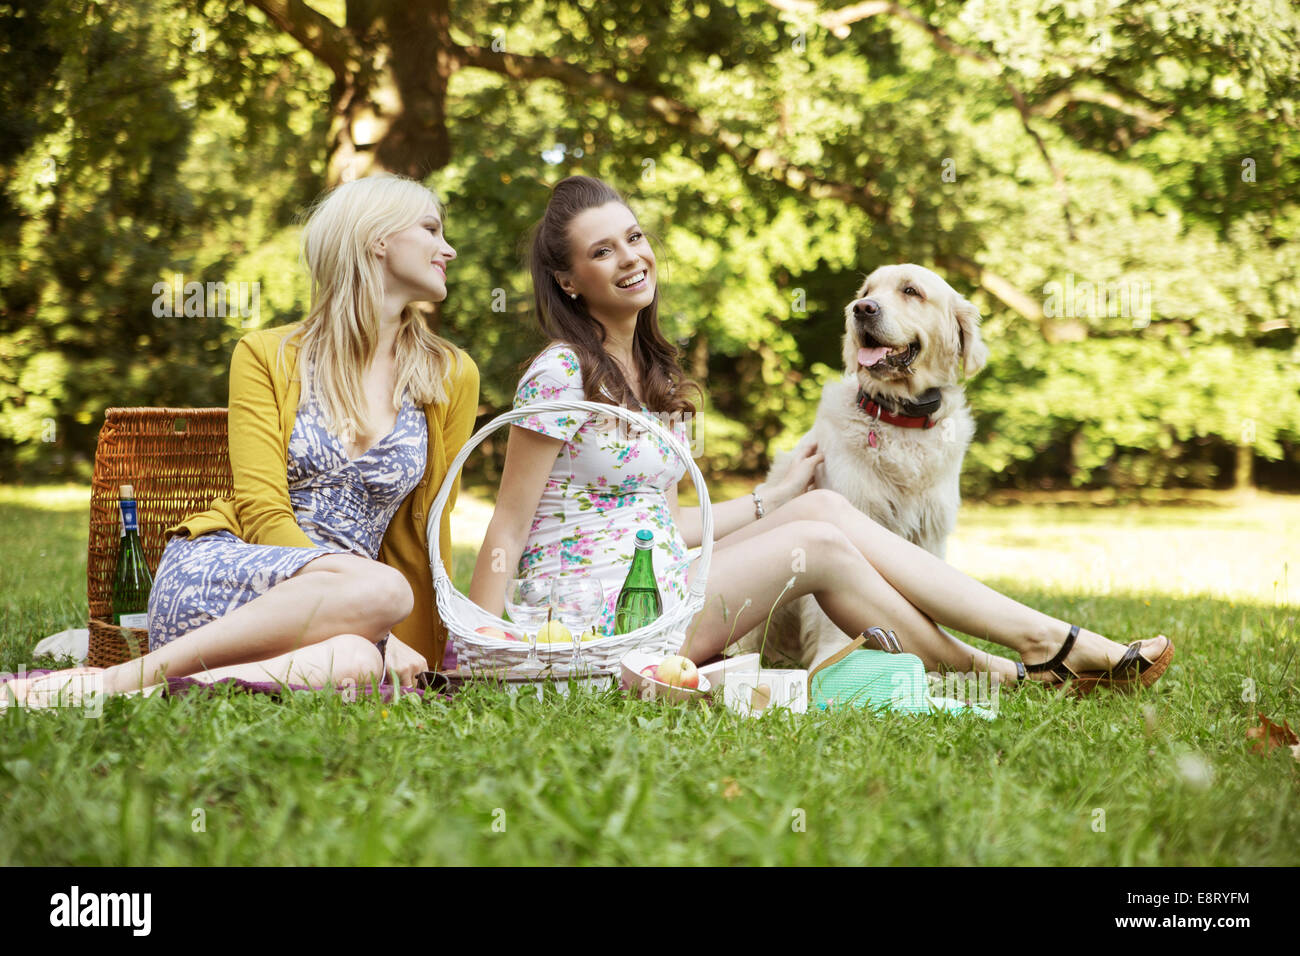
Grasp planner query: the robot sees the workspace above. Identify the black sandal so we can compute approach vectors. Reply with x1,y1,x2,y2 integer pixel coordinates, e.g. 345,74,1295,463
1018,625,1175,695
1018,624,1082,690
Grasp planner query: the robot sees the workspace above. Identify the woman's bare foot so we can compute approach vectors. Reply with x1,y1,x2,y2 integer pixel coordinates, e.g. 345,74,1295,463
0,667,106,709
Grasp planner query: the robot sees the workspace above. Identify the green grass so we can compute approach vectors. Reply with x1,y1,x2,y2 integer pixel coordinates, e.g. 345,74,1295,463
1,484,1296,865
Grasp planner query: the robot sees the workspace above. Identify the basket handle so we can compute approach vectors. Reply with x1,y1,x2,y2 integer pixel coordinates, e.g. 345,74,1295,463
425,399,714,609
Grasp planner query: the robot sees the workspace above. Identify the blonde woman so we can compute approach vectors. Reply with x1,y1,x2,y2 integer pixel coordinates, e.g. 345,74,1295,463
6,174,478,706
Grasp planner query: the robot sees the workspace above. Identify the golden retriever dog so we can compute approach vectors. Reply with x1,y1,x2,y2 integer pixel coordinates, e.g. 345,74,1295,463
735,264,990,668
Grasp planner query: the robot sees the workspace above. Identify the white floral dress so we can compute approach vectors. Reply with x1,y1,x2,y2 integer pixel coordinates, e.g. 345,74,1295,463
512,344,694,636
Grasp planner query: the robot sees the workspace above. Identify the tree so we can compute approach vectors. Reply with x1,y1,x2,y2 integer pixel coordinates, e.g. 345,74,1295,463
3,0,1297,493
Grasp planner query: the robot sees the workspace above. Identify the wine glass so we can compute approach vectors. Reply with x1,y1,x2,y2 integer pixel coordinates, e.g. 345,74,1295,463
550,576,604,676
505,576,553,669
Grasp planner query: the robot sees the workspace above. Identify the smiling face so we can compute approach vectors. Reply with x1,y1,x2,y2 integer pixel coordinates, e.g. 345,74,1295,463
842,263,988,395
554,201,656,321
375,203,456,304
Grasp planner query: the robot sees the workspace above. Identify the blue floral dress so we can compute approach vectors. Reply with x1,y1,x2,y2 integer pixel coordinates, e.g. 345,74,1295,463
146,377,428,651
512,344,696,636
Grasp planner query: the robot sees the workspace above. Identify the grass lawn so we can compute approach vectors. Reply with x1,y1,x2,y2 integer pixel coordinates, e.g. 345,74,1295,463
1,484,1296,865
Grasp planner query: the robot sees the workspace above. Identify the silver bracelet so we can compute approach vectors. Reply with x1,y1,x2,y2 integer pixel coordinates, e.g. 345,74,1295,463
752,488,765,519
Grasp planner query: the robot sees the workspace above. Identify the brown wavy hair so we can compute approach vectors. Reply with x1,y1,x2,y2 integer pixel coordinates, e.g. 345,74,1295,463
527,175,699,417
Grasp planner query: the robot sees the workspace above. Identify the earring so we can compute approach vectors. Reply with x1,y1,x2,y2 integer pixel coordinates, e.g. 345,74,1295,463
569,292,577,299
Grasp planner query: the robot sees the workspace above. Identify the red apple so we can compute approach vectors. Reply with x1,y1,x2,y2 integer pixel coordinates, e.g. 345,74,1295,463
640,665,659,680
475,626,520,641
655,655,699,690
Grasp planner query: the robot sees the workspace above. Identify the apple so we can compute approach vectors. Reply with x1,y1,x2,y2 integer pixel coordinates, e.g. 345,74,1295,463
534,620,573,644
475,626,520,641
580,629,598,642
639,664,659,680
655,655,699,690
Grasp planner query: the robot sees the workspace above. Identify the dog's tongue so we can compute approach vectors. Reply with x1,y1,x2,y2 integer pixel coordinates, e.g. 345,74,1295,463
858,346,890,368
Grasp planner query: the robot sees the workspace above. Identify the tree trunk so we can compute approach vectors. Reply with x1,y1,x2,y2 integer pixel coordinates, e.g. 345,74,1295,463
691,334,708,383
323,0,453,186
1234,442,1254,491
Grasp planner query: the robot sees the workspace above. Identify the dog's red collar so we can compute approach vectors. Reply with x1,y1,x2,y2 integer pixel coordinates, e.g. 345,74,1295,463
855,387,941,429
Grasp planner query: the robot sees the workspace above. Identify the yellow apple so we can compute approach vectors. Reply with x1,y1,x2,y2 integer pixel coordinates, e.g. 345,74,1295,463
534,621,573,644
655,655,699,689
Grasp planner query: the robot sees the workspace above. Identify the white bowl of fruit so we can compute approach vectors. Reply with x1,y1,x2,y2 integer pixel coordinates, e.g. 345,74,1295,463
619,648,713,702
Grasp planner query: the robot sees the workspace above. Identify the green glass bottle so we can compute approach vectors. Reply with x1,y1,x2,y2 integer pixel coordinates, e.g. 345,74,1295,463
112,484,153,629
615,529,662,634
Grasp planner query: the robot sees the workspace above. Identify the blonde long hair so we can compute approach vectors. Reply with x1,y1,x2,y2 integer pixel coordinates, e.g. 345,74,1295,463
276,174,461,444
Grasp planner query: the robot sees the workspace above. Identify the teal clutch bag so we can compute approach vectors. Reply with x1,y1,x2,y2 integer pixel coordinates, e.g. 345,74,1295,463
808,632,997,719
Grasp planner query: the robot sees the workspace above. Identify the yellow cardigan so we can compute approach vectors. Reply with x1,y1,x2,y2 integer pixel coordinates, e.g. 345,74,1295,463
164,322,480,666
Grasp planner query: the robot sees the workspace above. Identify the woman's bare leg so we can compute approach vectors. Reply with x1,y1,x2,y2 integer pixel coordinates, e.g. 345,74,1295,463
17,635,385,709
698,508,1009,677
184,633,384,689
100,553,413,695
711,489,1167,674
680,519,1015,679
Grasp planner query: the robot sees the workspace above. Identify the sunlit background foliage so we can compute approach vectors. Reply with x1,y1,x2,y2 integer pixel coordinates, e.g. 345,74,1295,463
2,0,1297,495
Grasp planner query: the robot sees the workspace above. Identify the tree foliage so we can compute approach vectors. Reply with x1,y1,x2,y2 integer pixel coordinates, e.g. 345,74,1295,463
2,0,1297,492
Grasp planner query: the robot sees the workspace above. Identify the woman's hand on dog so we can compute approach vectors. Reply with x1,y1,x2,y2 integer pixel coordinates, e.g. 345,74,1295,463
767,441,824,510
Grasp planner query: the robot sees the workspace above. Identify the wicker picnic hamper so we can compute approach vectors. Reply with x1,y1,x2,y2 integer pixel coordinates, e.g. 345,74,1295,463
426,399,715,677
87,407,233,667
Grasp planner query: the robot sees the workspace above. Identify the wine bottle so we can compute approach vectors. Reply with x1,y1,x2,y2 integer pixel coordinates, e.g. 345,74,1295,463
615,529,662,634
112,483,153,629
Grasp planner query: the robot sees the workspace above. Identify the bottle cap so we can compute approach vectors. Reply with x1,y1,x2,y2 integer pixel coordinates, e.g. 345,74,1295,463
635,529,653,546
119,484,134,498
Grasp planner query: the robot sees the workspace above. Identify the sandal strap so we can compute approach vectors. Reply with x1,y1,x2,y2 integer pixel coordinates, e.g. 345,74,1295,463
1112,640,1148,675
1023,624,1080,676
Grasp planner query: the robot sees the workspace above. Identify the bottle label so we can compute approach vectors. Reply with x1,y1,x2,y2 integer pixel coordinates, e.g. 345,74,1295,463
118,612,149,629
120,499,139,534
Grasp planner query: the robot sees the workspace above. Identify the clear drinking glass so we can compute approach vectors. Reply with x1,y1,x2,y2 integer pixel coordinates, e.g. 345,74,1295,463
505,576,553,667
551,575,604,675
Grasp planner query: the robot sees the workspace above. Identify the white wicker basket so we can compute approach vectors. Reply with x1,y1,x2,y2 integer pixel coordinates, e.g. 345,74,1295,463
424,399,715,677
